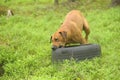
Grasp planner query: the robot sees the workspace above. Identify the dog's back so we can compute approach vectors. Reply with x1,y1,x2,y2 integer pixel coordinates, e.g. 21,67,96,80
62,10,84,31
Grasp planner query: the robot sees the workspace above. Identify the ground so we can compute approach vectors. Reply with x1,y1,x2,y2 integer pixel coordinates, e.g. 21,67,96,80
0,0,120,80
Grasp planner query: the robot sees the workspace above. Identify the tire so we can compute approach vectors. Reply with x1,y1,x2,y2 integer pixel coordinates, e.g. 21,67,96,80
52,44,101,62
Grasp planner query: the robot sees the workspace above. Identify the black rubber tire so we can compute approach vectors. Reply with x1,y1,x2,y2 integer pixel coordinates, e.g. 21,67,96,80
52,44,101,62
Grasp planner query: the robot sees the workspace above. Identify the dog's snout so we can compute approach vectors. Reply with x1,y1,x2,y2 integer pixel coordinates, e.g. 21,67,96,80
52,45,57,50
59,45,63,48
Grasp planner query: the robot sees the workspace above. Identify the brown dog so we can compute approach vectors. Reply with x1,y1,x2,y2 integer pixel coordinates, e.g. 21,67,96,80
50,10,90,50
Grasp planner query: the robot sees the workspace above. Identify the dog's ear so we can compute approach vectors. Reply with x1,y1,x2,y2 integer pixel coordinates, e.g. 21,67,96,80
59,31,67,40
50,36,52,43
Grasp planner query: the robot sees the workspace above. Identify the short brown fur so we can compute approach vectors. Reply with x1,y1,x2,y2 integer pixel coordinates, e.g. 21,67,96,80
51,10,90,48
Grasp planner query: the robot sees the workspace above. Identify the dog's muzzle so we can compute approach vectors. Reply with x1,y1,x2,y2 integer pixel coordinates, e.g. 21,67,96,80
52,45,57,50
52,45,63,50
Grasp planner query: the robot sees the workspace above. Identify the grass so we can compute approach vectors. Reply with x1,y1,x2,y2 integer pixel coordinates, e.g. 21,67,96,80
0,0,120,80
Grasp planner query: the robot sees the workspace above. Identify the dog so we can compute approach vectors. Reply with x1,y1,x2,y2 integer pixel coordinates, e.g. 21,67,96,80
50,10,90,50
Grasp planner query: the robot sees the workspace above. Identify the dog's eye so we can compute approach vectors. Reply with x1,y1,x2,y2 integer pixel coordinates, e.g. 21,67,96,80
55,38,59,42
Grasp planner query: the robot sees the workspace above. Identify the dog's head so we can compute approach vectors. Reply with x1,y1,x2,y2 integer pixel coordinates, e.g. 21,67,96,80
50,31,67,50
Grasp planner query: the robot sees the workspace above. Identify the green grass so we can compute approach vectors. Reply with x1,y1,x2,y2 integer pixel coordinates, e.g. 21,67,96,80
0,0,120,80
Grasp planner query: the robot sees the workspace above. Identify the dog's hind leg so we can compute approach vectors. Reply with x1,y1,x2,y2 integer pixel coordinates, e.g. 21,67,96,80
79,31,88,44
77,32,87,44
83,18,90,43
